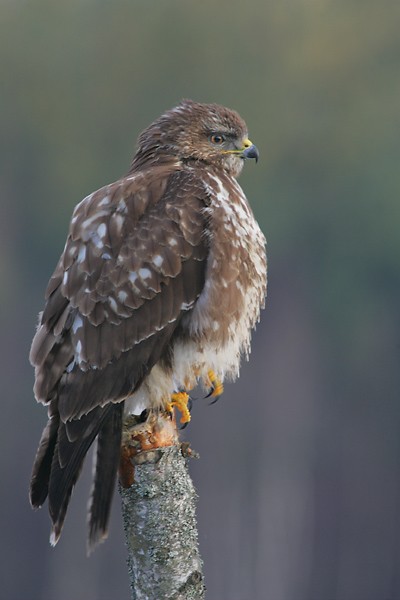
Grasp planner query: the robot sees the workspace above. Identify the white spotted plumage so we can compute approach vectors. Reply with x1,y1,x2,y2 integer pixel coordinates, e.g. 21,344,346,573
125,168,266,414
30,99,267,550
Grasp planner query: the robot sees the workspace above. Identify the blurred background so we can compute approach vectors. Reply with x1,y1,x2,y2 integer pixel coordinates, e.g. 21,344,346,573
1,0,400,598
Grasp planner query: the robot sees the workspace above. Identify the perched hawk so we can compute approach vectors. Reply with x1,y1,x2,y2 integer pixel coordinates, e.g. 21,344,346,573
30,99,267,550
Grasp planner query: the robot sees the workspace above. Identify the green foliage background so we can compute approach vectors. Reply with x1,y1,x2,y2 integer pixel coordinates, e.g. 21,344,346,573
1,1,400,599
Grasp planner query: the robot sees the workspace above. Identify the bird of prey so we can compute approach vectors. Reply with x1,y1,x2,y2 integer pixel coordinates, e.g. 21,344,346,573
30,99,267,550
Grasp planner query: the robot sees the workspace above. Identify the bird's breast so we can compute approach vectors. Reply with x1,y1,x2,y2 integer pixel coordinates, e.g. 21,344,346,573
176,170,267,381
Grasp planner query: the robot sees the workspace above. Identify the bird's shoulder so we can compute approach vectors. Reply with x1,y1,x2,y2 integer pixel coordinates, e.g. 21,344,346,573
68,163,178,242
42,162,211,325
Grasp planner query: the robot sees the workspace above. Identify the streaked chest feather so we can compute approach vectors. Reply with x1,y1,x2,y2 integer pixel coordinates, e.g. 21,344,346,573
125,169,266,413
174,169,267,383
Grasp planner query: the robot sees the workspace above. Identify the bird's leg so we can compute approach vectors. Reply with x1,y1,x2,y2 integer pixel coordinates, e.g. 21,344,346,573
166,392,191,425
206,370,224,404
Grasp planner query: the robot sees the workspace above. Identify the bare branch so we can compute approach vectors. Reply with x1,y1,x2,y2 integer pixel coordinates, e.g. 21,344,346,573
119,413,205,600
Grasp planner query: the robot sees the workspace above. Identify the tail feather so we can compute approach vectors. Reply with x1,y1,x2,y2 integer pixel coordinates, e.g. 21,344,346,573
30,402,59,508
48,434,85,546
30,401,122,548
87,403,123,552
48,407,110,544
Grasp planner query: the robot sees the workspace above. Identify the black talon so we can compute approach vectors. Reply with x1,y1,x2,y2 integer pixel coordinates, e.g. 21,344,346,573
204,385,218,399
208,395,222,406
205,387,222,403
139,408,149,422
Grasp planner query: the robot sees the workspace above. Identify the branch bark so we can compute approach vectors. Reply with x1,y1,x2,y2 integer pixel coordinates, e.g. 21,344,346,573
119,412,205,600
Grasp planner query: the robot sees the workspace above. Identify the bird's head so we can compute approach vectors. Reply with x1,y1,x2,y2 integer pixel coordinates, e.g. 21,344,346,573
132,99,259,178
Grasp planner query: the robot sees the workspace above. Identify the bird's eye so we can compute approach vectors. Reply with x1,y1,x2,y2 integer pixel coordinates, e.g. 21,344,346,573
209,134,225,145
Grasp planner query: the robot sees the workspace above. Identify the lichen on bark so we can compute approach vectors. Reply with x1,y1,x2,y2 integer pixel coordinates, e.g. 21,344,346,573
119,413,205,600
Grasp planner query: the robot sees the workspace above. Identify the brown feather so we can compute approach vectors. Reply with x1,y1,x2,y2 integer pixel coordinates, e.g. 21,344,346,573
30,99,266,549
30,400,60,508
87,403,123,551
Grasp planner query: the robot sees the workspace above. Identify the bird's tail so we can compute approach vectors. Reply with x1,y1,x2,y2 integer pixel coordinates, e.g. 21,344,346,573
87,402,123,552
30,400,123,551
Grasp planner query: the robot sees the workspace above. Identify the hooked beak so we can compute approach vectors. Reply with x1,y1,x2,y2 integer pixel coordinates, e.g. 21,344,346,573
242,139,259,163
222,138,260,163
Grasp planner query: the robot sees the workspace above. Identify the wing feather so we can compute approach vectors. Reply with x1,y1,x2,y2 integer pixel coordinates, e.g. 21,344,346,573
31,167,209,406
30,164,210,547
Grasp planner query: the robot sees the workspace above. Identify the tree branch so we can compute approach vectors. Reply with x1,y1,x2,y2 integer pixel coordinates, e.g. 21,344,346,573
119,412,205,600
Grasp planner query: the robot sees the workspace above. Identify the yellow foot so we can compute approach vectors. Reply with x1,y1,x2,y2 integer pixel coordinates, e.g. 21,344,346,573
166,392,191,425
207,370,224,401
